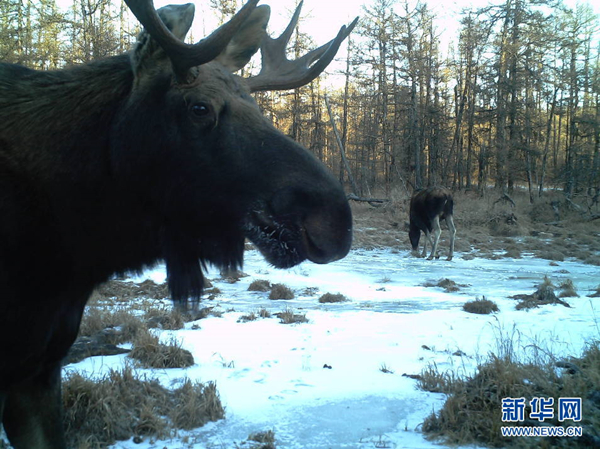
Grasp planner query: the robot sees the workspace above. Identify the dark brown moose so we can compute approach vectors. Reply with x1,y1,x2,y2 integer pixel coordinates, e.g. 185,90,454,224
409,187,456,260
0,1,355,447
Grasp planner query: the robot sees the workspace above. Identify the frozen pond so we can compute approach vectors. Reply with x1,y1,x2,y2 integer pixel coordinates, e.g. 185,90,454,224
66,249,599,448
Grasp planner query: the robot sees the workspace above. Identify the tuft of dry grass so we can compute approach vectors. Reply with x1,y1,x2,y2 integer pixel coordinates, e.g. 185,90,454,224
248,429,276,448
95,279,170,302
424,278,464,292
558,279,579,298
129,329,194,369
238,312,258,322
318,293,348,303
275,308,308,324
463,297,499,314
379,363,395,374
503,247,522,259
536,249,566,262
248,279,272,292
62,366,223,448
145,307,186,330
269,284,295,300
511,277,571,310
419,340,600,447
78,306,145,345
237,308,272,322
257,308,272,318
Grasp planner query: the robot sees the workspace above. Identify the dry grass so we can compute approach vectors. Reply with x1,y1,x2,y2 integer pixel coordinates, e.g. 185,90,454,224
424,278,464,292
558,279,579,298
269,284,295,300
78,306,145,345
145,306,186,330
419,337,600,447
257,308,272,318
237,308,272,322
95,279,169,302
318,293,348,303
62,366,224,448
248,279,272,292
238,311,258,322
503,248,522,259
379,363,395,374
463,297,499,314
275,308,308,324
247,430,276,448
511,277,571,310
129,329,194,369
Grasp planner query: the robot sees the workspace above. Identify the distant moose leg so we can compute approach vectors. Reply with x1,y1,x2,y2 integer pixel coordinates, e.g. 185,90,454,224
427,215,442,260
3,363,66,449
419,231,428,258
446,214,456,261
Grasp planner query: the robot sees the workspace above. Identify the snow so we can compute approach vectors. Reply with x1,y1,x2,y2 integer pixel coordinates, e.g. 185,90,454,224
65,248,600,448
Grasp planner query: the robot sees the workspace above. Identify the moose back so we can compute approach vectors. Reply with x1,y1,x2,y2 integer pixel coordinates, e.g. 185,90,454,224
0,1,355,447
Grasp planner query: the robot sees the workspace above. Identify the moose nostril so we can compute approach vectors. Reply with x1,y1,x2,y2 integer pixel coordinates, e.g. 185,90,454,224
302,209,353,264
268,186,353,264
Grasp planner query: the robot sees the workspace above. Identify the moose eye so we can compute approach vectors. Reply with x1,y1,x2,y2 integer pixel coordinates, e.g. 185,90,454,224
191,103,211,117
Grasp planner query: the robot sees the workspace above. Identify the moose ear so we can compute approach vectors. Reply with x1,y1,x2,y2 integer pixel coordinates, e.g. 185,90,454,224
132,3,195,78
215,5,270,72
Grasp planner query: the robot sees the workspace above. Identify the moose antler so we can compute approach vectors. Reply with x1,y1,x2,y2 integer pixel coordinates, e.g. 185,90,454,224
125,0,259,82
246,1,358,92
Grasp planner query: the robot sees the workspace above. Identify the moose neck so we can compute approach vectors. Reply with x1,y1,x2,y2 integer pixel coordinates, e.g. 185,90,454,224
0,56,168,283
1,55,133,183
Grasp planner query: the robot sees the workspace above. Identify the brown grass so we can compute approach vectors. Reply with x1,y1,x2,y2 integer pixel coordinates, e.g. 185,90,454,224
237,308,272,322
238,311,258,322
558,279,579,298
129,329,194,369
511,277,571,310
424,278,464,292
420,338,600,447
248,430,276,448
463,297,499,314
145,306,186,330
95,279,169,302
318,293,348,303
62,366,223,448
275,308,308,324
269,284,295,300
78,306,145,345
248,279,272,292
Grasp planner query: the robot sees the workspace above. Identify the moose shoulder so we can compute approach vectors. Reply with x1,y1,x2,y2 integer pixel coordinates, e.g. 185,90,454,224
0,1,355,447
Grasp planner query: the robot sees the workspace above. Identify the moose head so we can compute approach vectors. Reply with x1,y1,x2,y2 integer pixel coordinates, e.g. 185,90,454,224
0,1,356,447
113,0,356,299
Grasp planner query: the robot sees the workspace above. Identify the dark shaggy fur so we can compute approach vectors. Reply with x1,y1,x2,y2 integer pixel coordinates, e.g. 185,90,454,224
0,4,352,448
409,187,456,261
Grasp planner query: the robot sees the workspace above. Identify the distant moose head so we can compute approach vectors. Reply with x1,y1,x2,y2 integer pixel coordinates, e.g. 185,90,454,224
0,1,355,447
409,187,456,261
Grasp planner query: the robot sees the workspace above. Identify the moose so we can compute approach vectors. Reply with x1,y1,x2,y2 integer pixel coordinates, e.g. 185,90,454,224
409,187,456,261
0,1,355,447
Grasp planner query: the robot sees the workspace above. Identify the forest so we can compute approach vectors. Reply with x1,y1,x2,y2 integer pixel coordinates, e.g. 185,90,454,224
1,0,599,205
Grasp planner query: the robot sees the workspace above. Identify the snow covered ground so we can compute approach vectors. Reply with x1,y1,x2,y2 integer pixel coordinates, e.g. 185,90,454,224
66,248,600,448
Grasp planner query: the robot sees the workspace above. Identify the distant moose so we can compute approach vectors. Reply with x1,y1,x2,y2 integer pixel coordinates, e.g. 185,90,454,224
0,1,355,447
409,187,456,261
